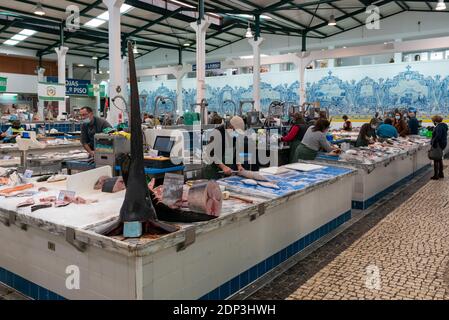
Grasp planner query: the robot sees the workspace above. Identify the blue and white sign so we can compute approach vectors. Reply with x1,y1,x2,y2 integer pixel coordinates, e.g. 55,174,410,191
192,62,221,72
47,77,91,96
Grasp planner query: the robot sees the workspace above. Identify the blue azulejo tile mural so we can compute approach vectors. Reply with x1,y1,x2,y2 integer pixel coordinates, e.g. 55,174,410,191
138,60,449,116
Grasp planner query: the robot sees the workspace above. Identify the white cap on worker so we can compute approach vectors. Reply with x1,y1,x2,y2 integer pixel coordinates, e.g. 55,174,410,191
230,116,245,132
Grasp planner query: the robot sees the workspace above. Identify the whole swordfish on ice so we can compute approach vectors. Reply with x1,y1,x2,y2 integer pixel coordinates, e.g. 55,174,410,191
100,41,177,237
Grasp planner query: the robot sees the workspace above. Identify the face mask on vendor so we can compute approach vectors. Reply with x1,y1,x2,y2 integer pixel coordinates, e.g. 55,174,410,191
371,125,377,129
82,118,91,124
395,115,401,120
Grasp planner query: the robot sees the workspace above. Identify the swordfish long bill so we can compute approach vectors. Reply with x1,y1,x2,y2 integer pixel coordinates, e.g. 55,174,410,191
118,40,177,234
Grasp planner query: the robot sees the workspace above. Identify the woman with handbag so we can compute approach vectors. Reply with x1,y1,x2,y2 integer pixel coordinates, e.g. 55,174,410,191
430,115,448,180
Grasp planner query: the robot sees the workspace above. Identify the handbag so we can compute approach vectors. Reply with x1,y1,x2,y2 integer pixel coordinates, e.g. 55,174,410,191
428,145,443,160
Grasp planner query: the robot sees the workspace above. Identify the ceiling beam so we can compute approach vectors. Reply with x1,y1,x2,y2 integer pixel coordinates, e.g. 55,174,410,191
306,0,393,32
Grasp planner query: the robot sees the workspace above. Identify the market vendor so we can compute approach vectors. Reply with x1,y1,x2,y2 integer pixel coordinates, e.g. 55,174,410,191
203,115,246,179
393,112,409,137
294,119,340,161
79,106,112,157
2,120,24,142
376,118,398,139
342,115,352,131
280,113,308,163
407,111,420,135
355,118,379,147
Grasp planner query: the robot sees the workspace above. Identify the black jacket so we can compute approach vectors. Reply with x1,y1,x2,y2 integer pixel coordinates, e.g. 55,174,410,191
431,123,448,150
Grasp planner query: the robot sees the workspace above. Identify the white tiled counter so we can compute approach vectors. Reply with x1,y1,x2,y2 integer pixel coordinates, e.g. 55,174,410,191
309,139,431,210
0,166,355,300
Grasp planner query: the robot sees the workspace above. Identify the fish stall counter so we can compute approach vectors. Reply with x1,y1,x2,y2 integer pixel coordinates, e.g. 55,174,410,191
0,164,355,300
307,136,431,210
0,139,83,158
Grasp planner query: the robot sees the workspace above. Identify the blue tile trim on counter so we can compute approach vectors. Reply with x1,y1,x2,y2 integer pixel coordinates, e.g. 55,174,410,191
200,210,352,300
0,267,66,300
351,163,432,210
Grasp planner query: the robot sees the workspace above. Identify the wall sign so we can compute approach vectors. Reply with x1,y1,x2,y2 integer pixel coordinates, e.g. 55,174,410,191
47,77,91,96
0,77,7,92
87,84,107,97
192,62,221,72
38,82,65,101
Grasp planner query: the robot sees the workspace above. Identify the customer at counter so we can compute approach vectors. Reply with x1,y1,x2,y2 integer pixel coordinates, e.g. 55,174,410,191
294,119,340,160
342,115,352,131
377,118,398,139
204,116,246,179
408,112,420,135
393,112,409,137
355,118,379,147
430,115,447,180
280,113,308,163
79,106,112,157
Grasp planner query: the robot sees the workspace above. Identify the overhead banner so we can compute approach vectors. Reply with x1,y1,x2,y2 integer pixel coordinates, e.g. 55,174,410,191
47,77,91,95
38,82,65,101
0,77,7,92
192,61,221,72
87,84,107,98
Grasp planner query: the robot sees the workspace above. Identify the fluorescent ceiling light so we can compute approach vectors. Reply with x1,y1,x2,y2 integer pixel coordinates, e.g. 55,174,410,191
239,54,269,59
34,3,45,16
19,29,37,36
436,0,446,10
170,0,195,8
84,4,133,28
183,42,191,47
328,15,337,26
233,14,272,20
3,39,19,46
11,34,28,41
85,18,106,28
92,56,98,60
1,93,17,97
133,43,138,54
78,64,85,67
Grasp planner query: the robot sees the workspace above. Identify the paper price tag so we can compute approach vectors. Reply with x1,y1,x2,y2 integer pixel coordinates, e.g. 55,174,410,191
58,190,76,202
24,170,33,178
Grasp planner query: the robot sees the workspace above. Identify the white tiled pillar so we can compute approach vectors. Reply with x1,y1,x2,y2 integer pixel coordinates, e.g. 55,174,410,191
103,0,124,126
37,67,45,120
394,39,402,63
248,37,264,111
190,19,210,112
55,46,68,118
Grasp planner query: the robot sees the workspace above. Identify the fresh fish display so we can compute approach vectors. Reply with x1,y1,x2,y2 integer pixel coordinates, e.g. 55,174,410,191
242,179,258,186
40,196,57,202
0,177,9,185
237,170,269,181
31,202,53,212
102,41,177,237
36,175,52,182
0,183,34,196
17,198,35,208
257,181,280,189
55,200,70,208
101,176,126,193
187,181,222,217
147,179,217,223
94,176,109,190
47,174,67,183
73,196,98,205
10,191,38,198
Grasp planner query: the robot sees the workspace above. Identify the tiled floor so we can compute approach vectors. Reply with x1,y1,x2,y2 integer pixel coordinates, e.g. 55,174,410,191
250,164,449,300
